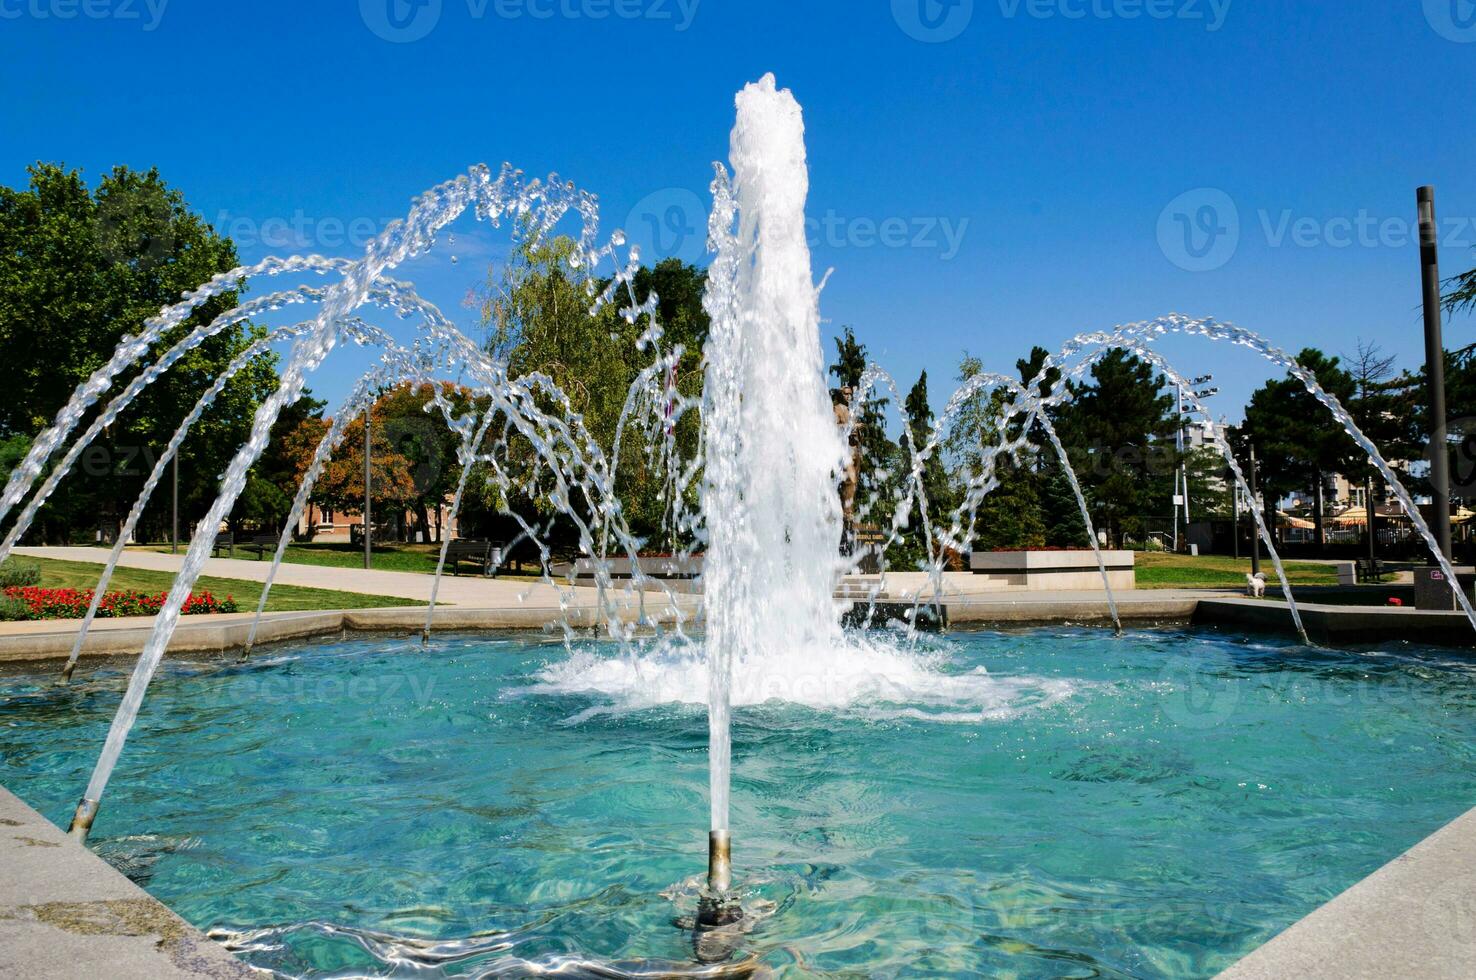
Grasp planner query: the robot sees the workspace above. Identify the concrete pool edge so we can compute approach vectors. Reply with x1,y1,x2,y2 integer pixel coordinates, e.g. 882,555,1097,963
6,589,1476,664
0,785,254,979
1214,804,1476,980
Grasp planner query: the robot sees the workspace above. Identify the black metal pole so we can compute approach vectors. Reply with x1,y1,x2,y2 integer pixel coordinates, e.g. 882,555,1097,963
1248,446,1261,577
1363,475,1375,575
171,453,178,555
364,414,372,571
1419,186,1453,564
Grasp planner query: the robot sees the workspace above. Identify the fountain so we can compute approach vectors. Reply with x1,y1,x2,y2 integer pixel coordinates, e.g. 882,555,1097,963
0,71,1472,975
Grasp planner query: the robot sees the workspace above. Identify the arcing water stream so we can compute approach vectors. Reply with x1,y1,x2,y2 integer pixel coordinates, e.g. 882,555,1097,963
0,76,1467,942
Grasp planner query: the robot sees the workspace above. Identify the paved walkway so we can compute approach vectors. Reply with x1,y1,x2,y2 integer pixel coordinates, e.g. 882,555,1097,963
16,547,1114,606
15,546,600,608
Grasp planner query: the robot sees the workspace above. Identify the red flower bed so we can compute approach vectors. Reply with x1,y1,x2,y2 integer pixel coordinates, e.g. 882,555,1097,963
2,586,237,621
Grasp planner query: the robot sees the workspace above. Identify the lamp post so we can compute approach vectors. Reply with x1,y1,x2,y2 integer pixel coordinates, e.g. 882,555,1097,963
1172,378,1214,554
171,453,178,555
1366,473,1378,574
363,414,372,571
1418,186,1453,564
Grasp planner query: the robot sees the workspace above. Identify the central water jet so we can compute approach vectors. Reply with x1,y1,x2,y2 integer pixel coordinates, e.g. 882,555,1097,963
697,72,848,920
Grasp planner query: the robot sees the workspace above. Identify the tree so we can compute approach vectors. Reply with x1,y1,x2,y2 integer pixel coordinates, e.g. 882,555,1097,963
945,353,1045,552
234,392,328,535
472,236,708,553
829,326,867,390
1446,254,1476,317
1342,340,1420,487
376,382,476,542
901,370,956,562
0,164,278,542
1055,349,1178,548
1014,346,1088,548
307,402,419,526
1238,348,1362,549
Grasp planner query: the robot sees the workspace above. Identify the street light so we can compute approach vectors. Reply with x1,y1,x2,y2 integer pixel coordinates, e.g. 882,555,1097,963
1173,376,1214,552
364,413,372,571
1418,186,1452,564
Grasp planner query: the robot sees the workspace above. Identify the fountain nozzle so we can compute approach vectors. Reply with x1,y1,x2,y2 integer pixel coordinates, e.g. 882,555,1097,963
697,829,742,928
67,796,99,842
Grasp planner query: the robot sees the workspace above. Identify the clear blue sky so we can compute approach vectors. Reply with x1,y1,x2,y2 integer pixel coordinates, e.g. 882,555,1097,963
3,0,1473,422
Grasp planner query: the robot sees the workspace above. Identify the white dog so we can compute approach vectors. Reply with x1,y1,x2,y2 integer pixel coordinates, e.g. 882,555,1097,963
1245,572,1266,598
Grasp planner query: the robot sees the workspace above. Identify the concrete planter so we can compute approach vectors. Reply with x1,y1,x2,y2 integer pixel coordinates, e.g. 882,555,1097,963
969,549,1135,591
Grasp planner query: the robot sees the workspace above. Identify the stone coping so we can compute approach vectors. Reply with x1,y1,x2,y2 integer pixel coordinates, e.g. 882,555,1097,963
1193,597,1476,648
2,589,1474,665
1215,805,1476,979
0,786,254,979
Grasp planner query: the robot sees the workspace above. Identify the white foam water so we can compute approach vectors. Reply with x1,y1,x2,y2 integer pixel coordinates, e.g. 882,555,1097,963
526,635,1081,726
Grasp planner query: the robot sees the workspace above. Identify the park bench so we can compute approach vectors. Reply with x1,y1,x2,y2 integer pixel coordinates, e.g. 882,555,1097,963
446,539,494,576
1357,558,1386,583
240,533,280,561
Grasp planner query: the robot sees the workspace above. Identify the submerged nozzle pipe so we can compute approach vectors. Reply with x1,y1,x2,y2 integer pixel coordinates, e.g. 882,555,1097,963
708,829,731,893
697,829,742,928
67,796,99,842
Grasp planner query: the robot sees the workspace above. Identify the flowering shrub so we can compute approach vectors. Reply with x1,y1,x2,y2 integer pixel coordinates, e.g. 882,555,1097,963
0,587,238,621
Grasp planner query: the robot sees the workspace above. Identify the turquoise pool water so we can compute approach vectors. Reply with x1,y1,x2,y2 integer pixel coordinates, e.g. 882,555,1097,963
1,627,1474,978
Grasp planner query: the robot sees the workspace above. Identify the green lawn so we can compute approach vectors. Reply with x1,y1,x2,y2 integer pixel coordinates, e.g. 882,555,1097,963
134,540,546,579
22,557,423,612
1134,551,1340,589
